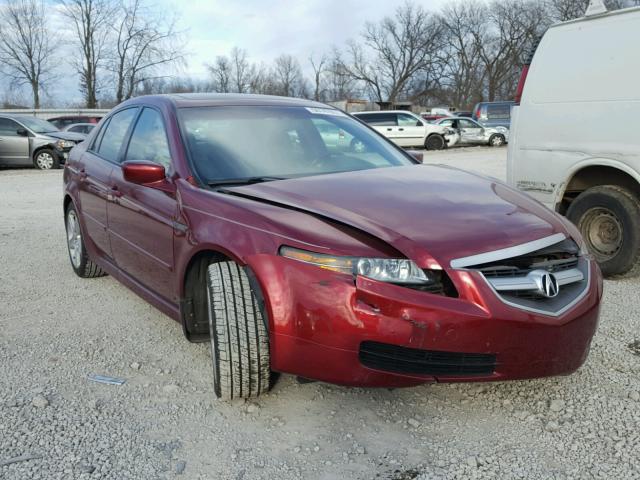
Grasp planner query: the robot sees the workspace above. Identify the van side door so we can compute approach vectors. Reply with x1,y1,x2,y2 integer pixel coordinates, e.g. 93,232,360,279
0,118,30,165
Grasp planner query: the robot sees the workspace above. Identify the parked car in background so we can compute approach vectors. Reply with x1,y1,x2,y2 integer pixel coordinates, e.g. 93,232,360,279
508,4,640,276
63,123,96,135
436,117,509,147
48,115,103,130
353,110,455,150
472,101,514,129
0,115,85,169
455,111,473,118
64,93,601,401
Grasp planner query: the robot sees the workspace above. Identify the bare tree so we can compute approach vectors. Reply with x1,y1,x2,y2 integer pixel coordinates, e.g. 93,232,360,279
111,0,185,103
309,53,327,101
61,0,116,107
208,55,231,93
340,2,445,103
0,0,58,108
271,54,306,97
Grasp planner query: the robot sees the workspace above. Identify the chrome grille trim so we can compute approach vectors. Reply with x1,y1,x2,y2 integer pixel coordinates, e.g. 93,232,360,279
478,261,591,317
488,267,584,292
450,233,567,269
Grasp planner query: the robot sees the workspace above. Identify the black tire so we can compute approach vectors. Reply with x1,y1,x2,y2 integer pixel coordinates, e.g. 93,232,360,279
206,261,271,400
489,134,505,147
566,185,640,276
425,134,445,151
33,149,60,170
65,203,106,278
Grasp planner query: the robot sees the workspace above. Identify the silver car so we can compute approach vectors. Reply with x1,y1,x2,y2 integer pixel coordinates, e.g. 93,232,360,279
0,115,85,169
436,117,509,147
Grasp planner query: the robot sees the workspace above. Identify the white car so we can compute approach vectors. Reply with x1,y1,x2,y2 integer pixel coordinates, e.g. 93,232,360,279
507,2,640,276
436,117,509,147
353,110,455,150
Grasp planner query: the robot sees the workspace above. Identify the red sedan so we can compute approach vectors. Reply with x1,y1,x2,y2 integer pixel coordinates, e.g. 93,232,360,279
63,94,602,400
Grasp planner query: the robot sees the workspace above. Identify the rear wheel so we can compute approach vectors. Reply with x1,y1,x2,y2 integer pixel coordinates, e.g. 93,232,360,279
489,134,505,147
65,204,106,278
206,261,271,400
425,134,445,151
566,185,640,276
34,149,59,170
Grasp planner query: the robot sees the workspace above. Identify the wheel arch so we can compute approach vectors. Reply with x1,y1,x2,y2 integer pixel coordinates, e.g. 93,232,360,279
557,161,640,214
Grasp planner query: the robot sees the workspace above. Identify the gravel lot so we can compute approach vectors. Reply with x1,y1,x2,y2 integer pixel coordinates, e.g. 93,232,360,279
1,146,639,480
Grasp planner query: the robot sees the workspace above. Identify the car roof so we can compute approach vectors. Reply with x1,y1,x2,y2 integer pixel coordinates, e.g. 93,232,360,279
353,110,417,115
122,93,332,109
0,114,42,121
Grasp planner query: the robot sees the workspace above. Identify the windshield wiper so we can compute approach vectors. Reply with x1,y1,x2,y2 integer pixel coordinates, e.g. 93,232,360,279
207,176,286,188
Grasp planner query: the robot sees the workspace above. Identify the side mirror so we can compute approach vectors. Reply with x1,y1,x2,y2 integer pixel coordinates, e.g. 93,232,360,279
16,128,28,136
407,150,424,163
122,160,174,194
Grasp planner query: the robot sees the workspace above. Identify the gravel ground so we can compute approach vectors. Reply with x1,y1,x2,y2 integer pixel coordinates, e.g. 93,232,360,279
1,147,639,480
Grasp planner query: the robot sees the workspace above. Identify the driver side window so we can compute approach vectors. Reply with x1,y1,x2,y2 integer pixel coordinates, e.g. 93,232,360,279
125,108,172,169
397,113,422,127
0,118,21,136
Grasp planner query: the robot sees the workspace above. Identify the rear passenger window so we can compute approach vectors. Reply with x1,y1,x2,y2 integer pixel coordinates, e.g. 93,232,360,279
125,108,172,169
360,113,397,127
97,108,138,162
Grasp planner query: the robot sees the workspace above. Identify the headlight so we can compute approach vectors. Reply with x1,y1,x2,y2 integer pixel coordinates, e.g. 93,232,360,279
56,139,75,149
279,246,434,285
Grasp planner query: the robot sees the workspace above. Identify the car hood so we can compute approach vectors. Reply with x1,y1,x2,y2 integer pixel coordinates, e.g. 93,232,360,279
227,165,567,268
44,131,86,142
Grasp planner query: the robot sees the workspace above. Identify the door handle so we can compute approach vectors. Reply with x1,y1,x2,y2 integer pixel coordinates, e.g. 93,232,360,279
110,185,123,198
398,128,404,131
386,128,393,131
79,168,88,180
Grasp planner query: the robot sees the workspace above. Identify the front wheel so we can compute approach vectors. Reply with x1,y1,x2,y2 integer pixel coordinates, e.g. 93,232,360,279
424,134,445,151
34,149,60,170
206,261,271,400
566,185,640,276
488,134,505,147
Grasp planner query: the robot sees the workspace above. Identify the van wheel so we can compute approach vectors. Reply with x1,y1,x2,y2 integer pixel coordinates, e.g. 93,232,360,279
566,185,640,276
425,134,445,151
206,261,271,400
489,134,505,147
34,149,60,170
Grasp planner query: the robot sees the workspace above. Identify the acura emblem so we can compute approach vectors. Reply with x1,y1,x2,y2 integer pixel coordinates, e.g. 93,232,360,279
528,270,560,298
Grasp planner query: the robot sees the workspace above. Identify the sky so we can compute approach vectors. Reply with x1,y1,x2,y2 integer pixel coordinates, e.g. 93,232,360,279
2,0,449,106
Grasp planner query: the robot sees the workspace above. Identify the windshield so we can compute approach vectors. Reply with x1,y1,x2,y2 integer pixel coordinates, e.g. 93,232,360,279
178,106,414,184
18,117,59,134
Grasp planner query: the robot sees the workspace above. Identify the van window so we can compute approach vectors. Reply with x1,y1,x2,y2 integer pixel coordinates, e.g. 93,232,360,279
397,113,422,127
358,113,397,127
486,104,512,119
0,118,21,136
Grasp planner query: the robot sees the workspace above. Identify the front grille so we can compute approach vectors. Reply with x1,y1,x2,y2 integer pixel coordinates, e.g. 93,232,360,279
359,341,496,376
465,237,589,315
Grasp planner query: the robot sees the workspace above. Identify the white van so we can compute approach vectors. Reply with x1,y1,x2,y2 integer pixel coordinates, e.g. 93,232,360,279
507,3,640,276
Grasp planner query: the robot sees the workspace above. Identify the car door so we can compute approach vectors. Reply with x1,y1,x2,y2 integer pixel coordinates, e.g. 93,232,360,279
0,118,30,165
458,119,485,143
107,107,177,301
78,107,139,258
396,113,426,147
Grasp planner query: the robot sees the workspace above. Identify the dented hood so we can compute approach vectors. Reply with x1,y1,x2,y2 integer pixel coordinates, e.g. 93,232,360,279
227,165,567,268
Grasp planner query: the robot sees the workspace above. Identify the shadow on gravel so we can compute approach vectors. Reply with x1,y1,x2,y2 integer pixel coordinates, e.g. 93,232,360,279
628,340,640,356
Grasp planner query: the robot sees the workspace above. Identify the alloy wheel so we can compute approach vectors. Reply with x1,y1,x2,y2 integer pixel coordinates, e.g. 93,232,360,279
36,152,54,169
66,209,82,268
